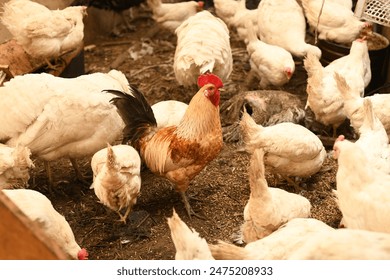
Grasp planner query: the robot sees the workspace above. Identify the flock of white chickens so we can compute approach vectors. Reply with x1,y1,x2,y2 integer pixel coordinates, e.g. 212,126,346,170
0,0,390,260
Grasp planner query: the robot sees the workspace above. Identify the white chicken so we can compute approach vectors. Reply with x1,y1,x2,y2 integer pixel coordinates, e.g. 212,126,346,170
240,111,326,189
257,0,322,58
287,228,390,260
90,144,141,223
213,0,242,28
146,0,204,32
240,149,311,244
1,0,87,66
333,135,390,233
303,38,371,136
245,21,295,89
167,209,214,260
2,189,88,260
0,70,131,187
336,73,390,139
211,218,335,260
151,100,188,128
173,10,233,86
0,144,34,188
301,0,372,44
354,99,390,174
228,0,258,43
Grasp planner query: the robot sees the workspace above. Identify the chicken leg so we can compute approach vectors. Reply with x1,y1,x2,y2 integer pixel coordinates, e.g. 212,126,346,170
180,191,206,220
117,206,132,224
69,158,91,185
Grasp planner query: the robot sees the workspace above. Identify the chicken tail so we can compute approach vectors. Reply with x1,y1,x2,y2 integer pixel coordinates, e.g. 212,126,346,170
244,20,257,44
107,85,157,150
334,72,355,102
209,241,248,260
361,98,377,132
249,149,269,197
239,110,263,154
167,209,214,260
106,143,119,172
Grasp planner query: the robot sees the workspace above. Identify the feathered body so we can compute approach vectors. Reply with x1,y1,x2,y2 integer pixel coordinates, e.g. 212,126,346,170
151,100,188,128
240,111,326,180
288,228,390,260
1,0,87,61
257,0,321,58
2,189,88,260
109,73,224,217
167,209,214,260
303,39,371,135
211,218,334,260
337,74,390,139
90,144,141,223
147,0,204,32
333,136,390,233
228,0,258,43
240,149,311,244
213,0,242,27
174,11,233,86
0,144,34,188
0,70,130,184
301,0,372,44
245,21,295,88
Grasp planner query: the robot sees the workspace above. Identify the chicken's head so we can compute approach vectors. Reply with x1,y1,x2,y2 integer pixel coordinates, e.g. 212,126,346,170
77,248,89,260
197,73,223,107
333,135,345,159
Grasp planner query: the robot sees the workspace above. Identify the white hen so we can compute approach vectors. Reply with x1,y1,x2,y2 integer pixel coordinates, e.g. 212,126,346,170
213,0,242,27
0,144,34,188
257,0,321,58
146,0,204,32
288,228,390,260
303,39,371,136
2,189,88,260
211,218,334,260
240,149,311,244
333,135,390,233
240,111,326,188
1,0,87,64
173,10,233,86
151,100,188,128
167,209,214,260
229,0,258,43
90,144,141,223
336,73,390,139
301,0,372,44
0,70,131,186
245,21,295,89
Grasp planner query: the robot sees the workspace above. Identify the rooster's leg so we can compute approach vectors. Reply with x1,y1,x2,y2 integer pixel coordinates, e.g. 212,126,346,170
69,158,91,185
180,191,206,220
279,174,304,192
117,206,132,224
43,160,55,194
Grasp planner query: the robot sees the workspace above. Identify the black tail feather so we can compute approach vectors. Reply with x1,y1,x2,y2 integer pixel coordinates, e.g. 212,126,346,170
106,84,157,148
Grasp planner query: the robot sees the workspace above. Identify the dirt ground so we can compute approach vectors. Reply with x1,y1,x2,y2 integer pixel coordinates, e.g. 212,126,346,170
27,6,345,260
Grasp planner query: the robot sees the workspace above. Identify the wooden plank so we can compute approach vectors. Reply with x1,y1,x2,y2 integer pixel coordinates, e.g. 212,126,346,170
0,191,67,260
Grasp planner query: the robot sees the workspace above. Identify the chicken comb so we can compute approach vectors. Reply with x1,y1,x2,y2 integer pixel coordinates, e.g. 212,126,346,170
197,73,223,88
198,1,204,8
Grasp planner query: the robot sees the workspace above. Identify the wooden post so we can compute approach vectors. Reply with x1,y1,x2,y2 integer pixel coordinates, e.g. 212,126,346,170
0,191,67,260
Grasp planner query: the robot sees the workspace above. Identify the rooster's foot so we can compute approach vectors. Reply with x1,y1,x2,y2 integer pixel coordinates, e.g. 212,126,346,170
180,192,207,220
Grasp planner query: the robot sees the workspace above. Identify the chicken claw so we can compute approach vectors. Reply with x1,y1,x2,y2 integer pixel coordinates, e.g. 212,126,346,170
180,192,206,220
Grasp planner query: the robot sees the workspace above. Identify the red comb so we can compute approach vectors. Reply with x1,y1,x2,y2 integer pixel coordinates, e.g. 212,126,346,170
336,135,345,142
197,73,223,88
78,248,88,260
198,1,204,7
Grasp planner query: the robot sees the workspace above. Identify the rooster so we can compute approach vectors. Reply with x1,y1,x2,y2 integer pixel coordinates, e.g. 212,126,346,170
2,189,88,260
167,209,214,260
1,0,87,67
108,73,224,218
0,144,34,189
173,10,233,87
146,0,204,32
90,143,141,223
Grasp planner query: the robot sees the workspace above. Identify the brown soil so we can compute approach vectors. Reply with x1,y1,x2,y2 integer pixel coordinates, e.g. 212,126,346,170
27,7,343,260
